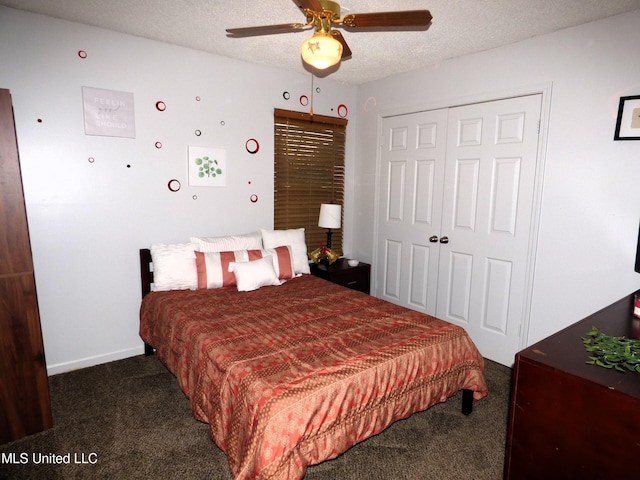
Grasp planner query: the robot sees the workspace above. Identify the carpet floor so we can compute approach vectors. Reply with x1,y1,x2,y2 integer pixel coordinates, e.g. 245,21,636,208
0,355,512,479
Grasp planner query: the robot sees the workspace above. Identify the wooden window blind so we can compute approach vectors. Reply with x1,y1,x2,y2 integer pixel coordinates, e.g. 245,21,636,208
274,108,347,256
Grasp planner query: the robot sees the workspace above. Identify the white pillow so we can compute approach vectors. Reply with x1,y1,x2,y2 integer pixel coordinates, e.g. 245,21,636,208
229,255,283,292
261,228,310,275
190,231,262,252
150,243,198,291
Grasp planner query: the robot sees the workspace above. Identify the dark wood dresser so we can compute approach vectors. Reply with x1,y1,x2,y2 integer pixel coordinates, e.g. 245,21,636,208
504,293,640,479
0,88,52,443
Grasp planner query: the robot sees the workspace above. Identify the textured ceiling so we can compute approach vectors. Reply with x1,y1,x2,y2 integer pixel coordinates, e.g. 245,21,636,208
1,0,639,84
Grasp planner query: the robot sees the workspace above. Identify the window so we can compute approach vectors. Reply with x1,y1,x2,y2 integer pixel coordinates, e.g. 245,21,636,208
274,108,347,255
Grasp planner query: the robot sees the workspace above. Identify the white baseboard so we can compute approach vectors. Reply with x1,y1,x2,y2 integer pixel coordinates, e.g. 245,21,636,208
46,345,144,376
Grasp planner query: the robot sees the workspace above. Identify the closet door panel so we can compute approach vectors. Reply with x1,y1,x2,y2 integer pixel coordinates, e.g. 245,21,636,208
376,109,448,315
438,94,542,366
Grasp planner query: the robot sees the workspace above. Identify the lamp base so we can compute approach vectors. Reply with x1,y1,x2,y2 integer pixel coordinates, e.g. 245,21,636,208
325,229,333,250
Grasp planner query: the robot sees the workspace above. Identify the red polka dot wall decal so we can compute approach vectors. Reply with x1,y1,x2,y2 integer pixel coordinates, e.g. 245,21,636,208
337,104,348,117
155,101,166,112
364,96,377,112
245,138,259,154
78,50,87,59
299,95,309,106
168,179,181,192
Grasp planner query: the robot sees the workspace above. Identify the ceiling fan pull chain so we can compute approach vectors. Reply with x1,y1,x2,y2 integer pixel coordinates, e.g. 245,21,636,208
310,74,314,117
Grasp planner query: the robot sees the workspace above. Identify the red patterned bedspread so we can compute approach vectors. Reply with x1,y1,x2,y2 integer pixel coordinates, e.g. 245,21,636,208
140,274,487,480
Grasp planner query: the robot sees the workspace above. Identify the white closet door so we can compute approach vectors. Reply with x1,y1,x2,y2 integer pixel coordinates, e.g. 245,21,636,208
375,94,542,366
437,94,542,365
376,109,448,315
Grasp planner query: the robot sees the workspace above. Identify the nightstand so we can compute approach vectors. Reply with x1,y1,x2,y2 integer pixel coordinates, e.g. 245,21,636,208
310,258,371,294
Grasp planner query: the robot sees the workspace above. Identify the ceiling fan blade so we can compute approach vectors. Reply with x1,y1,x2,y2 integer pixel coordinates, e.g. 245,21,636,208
331,31,352,59
226,22,311,37
341,10,432,28
292,0,324,13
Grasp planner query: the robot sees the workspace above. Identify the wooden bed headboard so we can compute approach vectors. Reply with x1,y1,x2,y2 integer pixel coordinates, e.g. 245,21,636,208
139,248,156,356
139,248,153,299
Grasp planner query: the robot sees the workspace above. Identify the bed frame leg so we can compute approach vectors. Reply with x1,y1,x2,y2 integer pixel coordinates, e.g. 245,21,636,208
461,389,473,415
144,342,155,356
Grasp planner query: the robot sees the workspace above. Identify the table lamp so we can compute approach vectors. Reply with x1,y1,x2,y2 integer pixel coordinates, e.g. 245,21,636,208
318,203,341,249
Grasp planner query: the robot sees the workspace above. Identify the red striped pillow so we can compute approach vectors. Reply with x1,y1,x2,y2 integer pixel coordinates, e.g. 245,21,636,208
195,246,295,289
265,246,295,281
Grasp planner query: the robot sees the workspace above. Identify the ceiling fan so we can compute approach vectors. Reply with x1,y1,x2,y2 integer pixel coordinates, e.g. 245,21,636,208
226,0,432,70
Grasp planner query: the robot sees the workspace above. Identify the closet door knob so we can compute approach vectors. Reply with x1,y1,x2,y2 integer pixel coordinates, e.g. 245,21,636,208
429,235,438,243
440,236,449,244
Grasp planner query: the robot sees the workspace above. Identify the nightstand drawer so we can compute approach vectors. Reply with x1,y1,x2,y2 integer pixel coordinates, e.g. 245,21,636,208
310,259,370,294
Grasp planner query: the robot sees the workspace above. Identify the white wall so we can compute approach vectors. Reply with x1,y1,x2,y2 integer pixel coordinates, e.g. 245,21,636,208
0,7,357,374
353,10,640,346
2,6,639,374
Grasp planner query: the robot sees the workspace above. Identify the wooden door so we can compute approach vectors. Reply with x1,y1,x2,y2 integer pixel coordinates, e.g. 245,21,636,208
0,88,52,443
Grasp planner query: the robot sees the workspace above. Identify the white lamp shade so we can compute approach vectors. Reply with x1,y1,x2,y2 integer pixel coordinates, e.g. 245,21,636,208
300,32,343,70
318,204,341,229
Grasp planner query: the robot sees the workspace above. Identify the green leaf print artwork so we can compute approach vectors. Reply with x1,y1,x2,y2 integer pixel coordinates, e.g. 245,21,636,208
195,156,223,178
188,146,227,187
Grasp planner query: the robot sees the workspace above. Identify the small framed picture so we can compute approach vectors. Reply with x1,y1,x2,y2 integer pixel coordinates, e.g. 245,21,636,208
188,146,226,187
614,95,640,140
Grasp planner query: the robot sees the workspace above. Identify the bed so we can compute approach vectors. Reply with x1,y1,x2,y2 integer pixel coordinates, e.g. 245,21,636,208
139,246,488,480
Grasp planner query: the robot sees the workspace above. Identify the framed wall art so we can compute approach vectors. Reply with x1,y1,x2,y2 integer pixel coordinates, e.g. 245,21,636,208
82,86,136,138
188,146,226,187
614,95,640,140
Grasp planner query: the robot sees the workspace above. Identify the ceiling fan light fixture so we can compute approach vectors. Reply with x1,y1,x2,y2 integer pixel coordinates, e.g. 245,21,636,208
300,31,342,69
